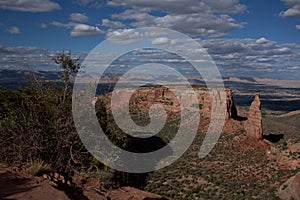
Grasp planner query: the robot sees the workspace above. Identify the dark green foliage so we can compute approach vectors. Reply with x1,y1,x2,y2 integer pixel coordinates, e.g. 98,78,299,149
52,51,81,86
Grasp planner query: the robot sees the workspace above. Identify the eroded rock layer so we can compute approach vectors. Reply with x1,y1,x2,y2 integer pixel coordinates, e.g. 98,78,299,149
98,86,238,121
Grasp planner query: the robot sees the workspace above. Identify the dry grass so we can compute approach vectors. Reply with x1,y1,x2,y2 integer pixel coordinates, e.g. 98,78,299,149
26,160,52,176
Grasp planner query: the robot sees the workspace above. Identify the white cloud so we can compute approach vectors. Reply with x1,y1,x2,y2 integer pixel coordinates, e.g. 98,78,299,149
255,37,268,44
74,0,106,8
91,37,300,79
108,0,245,14
200,38,300,78
109,0,246,38
106,29,142,44
1,37,300,79
152,37,171,45
50,21,77,28
70,13,89,23
50,20,105,37
145,30,171,38
71,24,104,37
102,19,125,28
6,26,21,34
296,24,300,29
0,45,87,71
40,23,48,28
0,0,61,12
280,0,300,17
202,0,246,14
0,45,57,71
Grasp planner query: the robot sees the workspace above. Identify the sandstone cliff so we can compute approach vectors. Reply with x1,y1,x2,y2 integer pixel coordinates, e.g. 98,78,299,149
99,86,238,121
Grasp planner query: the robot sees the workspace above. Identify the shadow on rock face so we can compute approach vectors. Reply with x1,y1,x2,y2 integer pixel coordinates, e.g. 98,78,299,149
263,133,284,143
236,116,247,121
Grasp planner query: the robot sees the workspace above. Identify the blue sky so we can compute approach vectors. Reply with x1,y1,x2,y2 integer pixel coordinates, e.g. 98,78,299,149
0,0,300,79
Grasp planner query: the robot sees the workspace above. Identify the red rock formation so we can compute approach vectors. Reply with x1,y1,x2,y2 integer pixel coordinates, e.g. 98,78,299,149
277,172,300,200
244,94,263,140
110,186,172,200
202,89,238,120
226,89,238,119
99,87,238,121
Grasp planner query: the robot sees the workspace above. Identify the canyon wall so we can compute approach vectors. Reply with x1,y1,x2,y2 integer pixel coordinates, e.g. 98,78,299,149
99,86,238,121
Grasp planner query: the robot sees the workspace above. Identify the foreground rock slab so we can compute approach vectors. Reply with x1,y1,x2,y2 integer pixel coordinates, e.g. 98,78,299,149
0,167,69,200
0,165,171,200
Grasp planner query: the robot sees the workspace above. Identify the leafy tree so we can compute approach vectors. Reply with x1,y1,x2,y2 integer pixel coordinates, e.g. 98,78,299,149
52,51,81,85
52,51,81,102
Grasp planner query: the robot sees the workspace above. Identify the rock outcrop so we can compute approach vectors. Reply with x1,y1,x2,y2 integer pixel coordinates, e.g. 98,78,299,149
110,186,171,200
0,165,172,200
99,87,238,121
244,94,263,140
277,172,300,200
226,89,238,119
267,145,300,170
289,142,300,153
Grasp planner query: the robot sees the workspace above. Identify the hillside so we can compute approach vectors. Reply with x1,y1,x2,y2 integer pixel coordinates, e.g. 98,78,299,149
1,84,300,199
93,86,300,199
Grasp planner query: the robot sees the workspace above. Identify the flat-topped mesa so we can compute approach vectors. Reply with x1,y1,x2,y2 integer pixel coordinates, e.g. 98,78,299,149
244,93,263,140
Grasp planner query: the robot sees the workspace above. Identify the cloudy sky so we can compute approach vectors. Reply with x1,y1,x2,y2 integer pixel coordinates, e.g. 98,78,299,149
0,0,300,79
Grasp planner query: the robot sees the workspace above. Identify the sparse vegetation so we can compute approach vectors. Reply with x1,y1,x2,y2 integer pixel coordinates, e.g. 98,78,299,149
0,52,122,185
26,160,52,176
0,52,300,199
143,119,300,199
